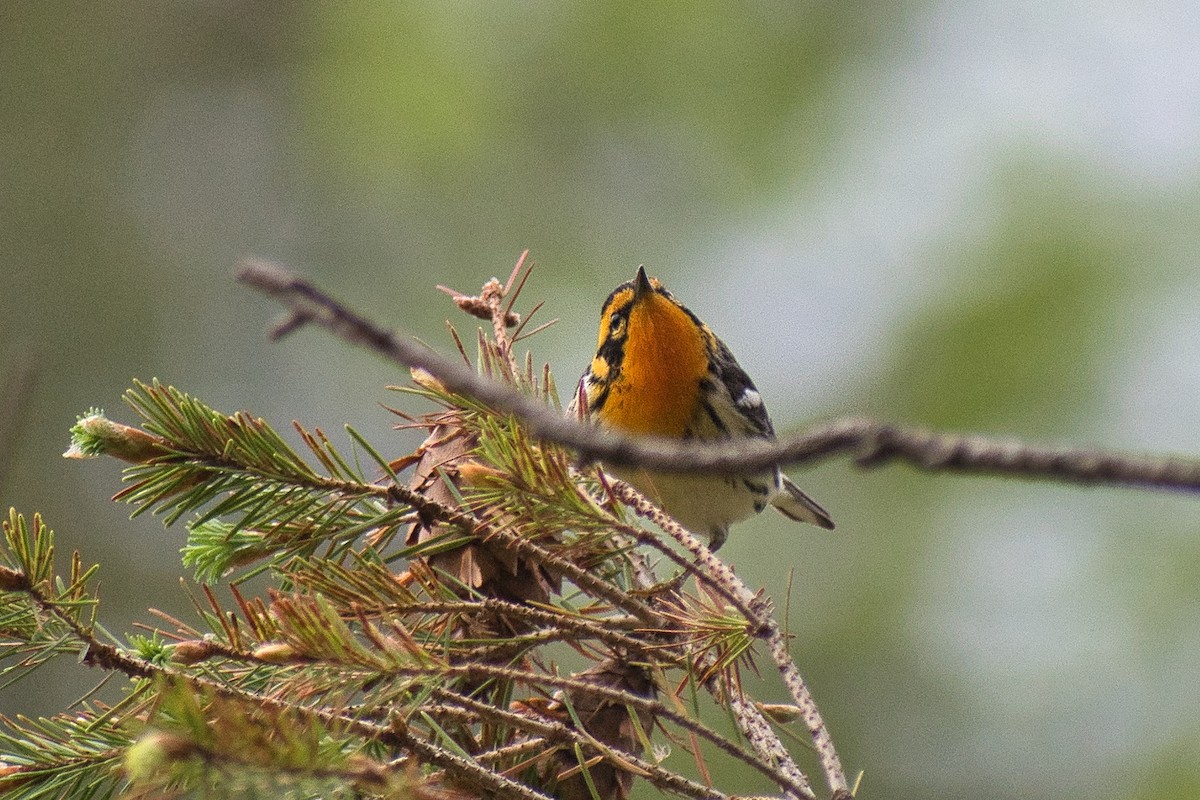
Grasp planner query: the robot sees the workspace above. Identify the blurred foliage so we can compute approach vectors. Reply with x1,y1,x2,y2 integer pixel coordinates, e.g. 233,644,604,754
881,162,1131,432
3,2,1200,799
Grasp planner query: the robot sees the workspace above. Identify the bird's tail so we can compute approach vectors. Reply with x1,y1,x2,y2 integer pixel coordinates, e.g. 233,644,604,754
771,476,836,530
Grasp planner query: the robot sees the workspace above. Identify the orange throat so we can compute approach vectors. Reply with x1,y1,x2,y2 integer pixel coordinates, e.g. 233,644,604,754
602,296,708,438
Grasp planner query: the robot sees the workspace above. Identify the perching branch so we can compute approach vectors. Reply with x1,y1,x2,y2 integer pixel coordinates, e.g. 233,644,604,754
237,258,1200,494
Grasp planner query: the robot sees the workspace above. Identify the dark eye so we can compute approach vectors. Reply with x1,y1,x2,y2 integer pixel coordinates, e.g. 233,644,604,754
609,314,626,337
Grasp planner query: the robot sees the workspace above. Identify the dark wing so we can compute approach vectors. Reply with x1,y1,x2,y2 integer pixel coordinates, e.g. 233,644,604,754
708,337,776,438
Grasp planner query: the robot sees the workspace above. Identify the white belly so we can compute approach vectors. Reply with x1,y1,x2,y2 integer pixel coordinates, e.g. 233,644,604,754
607,465,771,540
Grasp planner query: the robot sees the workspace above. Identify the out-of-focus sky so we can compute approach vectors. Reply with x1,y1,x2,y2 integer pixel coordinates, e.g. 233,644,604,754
3,3,1200,799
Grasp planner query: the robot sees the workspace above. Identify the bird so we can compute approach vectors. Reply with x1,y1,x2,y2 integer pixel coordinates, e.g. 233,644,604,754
572,266,834,549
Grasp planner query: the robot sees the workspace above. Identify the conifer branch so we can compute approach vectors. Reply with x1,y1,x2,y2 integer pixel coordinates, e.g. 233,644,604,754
425,689,730,800
0,511,547,799
0,708,130,798
151,610,811,800
79,619,558,800
141,548,808,798
0,511,141,686
8,260,874,799
431,666,797,790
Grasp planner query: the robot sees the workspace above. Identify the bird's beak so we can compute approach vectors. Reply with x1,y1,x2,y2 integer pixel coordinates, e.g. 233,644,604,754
633,265,652,300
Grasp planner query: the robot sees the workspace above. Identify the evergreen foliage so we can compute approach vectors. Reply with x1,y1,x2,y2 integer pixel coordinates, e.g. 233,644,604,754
1,266,844,800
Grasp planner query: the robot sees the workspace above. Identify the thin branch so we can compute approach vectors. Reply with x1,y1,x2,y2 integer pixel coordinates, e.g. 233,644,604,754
427,689,729,800
727,692,814,800
69,624,557,800
386,478,668,629
18,568,553,800
387,600,645,641
611,480,849,799
237,258,1200,494
337,591,809,795
17,568,156,681
473,736,553,765
400,661,794,794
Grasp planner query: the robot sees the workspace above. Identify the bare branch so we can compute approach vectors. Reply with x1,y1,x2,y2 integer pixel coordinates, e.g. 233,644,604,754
237,258,1200,495
611,479,850,799
727,693,815,800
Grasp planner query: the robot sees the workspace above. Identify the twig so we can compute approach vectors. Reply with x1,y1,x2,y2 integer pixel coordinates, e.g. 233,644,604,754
237,258,1200,495
727,692,815,800
74,622,555,800
379,599,649,655
472,736,553,765
611,480,849,799
427,689,730,800
764,627,852,800
386,479,668,629
20,573,551,800
600,484,816,800
398,662,795,794
18,569,156,680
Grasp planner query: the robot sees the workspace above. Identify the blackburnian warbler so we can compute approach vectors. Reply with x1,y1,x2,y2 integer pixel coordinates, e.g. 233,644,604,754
574,266,834,550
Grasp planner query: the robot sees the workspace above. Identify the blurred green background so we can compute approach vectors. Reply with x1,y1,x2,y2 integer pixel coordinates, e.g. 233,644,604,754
4,3,1200,798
